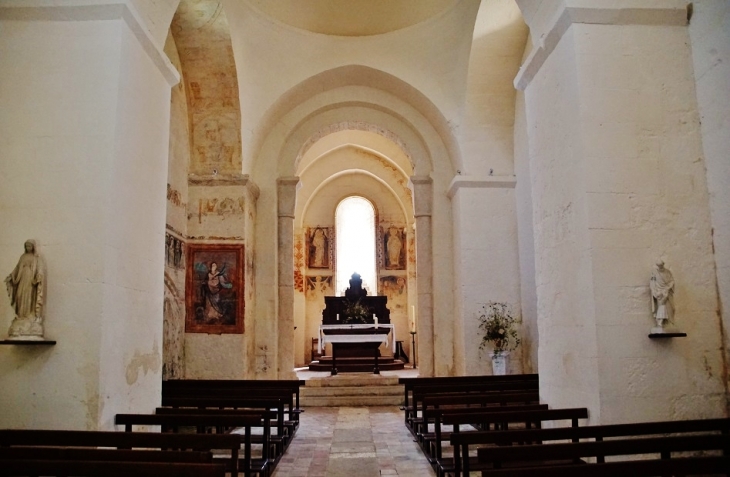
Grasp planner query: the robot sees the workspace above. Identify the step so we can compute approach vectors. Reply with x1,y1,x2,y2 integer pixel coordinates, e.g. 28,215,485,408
300,374,405,407
301,394,403,407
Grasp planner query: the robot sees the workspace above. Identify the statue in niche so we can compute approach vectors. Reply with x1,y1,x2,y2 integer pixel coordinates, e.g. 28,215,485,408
650,259,674,331
385,226,404,269
308,227,329,269
4,239,45,340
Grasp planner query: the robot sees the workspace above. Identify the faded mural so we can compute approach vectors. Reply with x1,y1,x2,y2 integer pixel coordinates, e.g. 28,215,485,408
307,227,333,269
163,273,185,380
382,226,406,270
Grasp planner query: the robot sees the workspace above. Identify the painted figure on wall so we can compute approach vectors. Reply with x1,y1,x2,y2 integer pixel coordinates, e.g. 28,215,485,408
199,262,233,324
650,259,675,329
186,244,244,334
308,227,330,269
4,239,45,340
384,226,405,270
193,261,235,325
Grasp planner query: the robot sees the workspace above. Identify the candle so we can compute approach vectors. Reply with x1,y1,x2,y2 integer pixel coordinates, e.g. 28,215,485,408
374,314,378,328
410,305,416,332
336,313,339,321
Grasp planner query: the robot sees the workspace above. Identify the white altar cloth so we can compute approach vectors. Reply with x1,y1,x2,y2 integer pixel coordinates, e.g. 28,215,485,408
319,324,395,353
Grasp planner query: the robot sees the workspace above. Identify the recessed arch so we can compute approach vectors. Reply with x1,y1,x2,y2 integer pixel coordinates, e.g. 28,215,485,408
248,64,461,175
296,121,414,172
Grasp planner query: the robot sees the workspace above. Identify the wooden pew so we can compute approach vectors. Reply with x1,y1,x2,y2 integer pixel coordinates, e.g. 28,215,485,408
477,434,730,476
115,413,268,477
163,379,304,430
420,404,549,461
0,459,227,477
0,446,212,464
448,417,730,477
155,407,276,473
408,381,540,432
431,407,588,477
162,394,291,445
0,429,237,476
413,391,541,438
399,374,539,424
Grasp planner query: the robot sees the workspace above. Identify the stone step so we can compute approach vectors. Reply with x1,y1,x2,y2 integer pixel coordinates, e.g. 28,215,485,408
300,375,405,407
301,394,403,407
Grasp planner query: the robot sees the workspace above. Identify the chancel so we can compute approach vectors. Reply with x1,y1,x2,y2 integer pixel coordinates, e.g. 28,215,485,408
311,273,404,374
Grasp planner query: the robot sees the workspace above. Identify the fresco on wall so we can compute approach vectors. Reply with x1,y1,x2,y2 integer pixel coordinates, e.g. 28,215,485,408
294,234,305,293
307,227,333,269
196,196,246,222
163,274,185,380
306,275,333,296
383,226,406,270
165,233,185,270
380,275,406,298
186,244,244,334
167,184,186,209
193,115,239,172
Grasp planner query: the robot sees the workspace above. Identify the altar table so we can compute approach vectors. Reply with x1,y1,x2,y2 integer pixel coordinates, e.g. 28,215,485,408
318,324,395,375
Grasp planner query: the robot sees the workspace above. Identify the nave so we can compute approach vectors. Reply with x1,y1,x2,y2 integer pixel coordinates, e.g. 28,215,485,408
272,406,433,477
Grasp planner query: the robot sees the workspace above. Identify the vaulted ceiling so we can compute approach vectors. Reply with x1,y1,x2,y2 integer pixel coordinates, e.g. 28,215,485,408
244,0,461,36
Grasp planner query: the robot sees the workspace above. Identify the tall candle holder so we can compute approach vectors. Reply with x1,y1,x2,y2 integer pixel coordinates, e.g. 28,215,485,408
410,331,417,369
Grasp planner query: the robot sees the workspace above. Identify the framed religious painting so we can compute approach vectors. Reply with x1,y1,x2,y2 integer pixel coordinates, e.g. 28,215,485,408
185,243,244,334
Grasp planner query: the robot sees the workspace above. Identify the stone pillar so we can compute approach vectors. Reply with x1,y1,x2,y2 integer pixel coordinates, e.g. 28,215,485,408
277,177,299,379
448,176,521,376
517,2,725,423
0,2,178,429
411,176,434,376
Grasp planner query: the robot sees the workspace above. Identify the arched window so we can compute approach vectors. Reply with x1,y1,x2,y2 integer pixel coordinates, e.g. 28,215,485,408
335,196,376,296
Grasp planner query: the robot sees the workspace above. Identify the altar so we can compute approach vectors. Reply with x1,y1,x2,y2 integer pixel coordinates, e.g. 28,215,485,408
308,273,405,374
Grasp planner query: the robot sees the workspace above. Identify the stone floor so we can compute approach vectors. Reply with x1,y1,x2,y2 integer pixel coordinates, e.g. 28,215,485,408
271,406,436,477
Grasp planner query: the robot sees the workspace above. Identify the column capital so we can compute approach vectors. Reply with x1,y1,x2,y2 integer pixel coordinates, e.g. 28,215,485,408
514,2,689,91
409,176,433,218
277,176,300,218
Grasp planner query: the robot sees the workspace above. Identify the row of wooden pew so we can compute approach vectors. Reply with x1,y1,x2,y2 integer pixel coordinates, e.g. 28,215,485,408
398,374,730,477
0,379,304,477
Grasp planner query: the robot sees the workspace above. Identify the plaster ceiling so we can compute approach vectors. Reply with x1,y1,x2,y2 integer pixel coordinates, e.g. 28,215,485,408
243,0,460,36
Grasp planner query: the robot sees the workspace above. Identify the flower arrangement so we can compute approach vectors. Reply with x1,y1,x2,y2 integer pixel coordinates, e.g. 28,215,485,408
342,298,371,324
478,302,520,354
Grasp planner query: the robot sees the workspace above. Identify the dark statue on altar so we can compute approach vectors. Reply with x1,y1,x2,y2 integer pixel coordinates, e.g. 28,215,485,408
309,272,405,373
321,273,390,325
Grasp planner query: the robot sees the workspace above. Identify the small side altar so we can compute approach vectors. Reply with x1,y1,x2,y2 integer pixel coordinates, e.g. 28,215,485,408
309,273,405,374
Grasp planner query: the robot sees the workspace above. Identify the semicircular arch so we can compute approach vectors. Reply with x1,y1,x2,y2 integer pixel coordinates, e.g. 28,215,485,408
249,64,461,177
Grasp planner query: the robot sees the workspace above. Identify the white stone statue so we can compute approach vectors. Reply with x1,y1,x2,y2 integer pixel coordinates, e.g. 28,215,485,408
4,239,45,340
650,259,674,332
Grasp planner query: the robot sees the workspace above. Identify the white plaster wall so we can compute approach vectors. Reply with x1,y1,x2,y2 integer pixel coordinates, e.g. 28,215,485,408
452,184,522,376
524,12,725,423
0,13,173,429
524,27,603,418
0,18,120,430
573,21,726,423
514,88,538,374
97,19,172,426
689,0,730,385
224,0,480,171
461,0,528,176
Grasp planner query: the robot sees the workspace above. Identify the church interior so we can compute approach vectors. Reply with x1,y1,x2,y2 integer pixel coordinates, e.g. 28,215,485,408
1,0,729,471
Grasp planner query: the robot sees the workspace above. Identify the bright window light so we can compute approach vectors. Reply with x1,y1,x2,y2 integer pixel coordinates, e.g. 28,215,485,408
335,196,376,296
